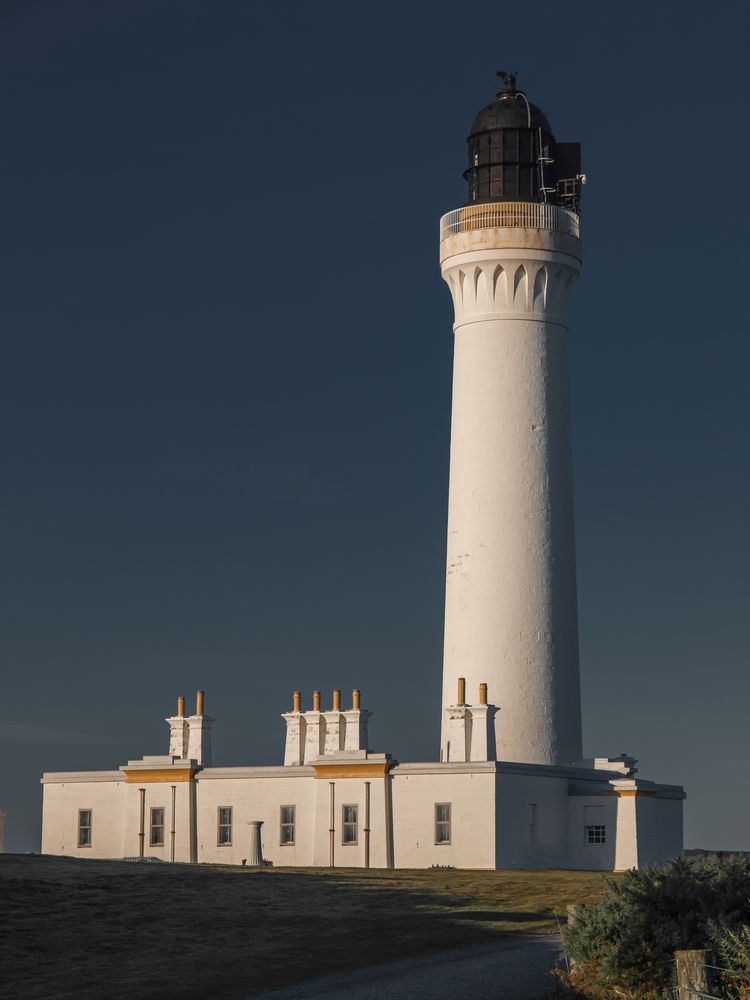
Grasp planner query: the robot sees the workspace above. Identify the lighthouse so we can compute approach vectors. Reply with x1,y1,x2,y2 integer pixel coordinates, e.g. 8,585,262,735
440,74,585,766
39,73,686,868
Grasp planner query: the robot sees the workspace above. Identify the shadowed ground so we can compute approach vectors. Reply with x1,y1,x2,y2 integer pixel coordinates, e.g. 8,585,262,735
0,855,607,999
250,937,565,1000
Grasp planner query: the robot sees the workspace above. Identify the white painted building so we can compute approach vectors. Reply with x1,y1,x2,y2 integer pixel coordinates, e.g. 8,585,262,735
41,687,683,870
40,77,685,870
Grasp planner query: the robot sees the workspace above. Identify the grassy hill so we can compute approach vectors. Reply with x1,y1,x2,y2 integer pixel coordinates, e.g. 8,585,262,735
0,854,608,999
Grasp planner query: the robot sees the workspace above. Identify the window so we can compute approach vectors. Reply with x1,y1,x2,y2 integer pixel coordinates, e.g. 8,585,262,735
586,825,606,845
342,804,358,845
78,809,92,848
529,803,538,847
150,807,165,847
280,805,295,845
435,803,451,844
218,807,232,846
584,805,606,845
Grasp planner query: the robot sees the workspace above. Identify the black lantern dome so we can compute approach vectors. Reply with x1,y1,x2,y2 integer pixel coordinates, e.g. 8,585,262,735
464,72,582,211
468,93,552,136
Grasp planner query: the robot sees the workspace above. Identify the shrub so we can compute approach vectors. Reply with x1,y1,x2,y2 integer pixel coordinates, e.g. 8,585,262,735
711,922,750,999
560,856,750,999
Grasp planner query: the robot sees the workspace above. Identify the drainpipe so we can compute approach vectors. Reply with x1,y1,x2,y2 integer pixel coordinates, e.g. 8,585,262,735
384,773,394,869
138,788,146,860
364,781,371,869
170,785,176,863
329,782,335,868
189,774,197,863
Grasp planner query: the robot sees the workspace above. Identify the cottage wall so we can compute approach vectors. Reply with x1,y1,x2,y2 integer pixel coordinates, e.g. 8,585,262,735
391,765,496,869
41,775,127,859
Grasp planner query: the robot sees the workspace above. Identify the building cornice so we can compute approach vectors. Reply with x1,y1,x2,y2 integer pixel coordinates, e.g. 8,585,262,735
41,771,125,784
123,767,194,783
197,766,316,780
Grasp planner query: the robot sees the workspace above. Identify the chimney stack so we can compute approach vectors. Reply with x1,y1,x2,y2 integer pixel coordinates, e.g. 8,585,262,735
185,690,212,765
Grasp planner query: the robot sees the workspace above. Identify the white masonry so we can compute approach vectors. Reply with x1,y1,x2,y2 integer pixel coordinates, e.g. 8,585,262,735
439,203,583,767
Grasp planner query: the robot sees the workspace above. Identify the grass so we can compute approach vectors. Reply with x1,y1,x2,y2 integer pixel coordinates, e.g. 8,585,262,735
0,854,609,999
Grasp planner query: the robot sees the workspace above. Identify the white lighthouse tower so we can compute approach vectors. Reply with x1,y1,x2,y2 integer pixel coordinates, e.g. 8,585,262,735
440,74,585,766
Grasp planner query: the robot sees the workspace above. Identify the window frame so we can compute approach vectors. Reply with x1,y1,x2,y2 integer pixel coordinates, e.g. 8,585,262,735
149,806,165,847
585,824,607,846
435,802,452,845
77,809,93,848
341,803,358,846
280,804,296,846
217,806,233,847
529,802,538,846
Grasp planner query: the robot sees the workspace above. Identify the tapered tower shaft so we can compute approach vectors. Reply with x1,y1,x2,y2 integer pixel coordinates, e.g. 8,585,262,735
439,81,584,765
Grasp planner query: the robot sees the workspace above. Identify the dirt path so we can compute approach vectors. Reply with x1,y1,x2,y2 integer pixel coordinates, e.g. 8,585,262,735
249,935,563,1000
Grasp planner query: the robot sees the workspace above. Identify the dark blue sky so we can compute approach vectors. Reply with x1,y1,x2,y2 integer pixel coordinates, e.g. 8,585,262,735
2,0,748,853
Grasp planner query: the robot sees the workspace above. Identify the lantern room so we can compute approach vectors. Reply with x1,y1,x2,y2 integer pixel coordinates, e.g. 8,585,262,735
464,72,583,211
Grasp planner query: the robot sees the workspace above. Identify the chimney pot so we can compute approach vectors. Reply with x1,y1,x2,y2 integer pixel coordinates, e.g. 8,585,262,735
332,689,341,711
457,677,466,705
313,690,321,712
352,688,361,710
177,695,185,718
479,683,488,706
293,691,301,713
196,690,205,716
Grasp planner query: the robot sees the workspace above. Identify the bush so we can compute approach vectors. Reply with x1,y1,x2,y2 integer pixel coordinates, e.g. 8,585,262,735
560,856,750,999
712,922,750,999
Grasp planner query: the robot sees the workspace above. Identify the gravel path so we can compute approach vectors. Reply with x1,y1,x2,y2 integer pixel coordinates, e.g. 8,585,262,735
249,934,563,1000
